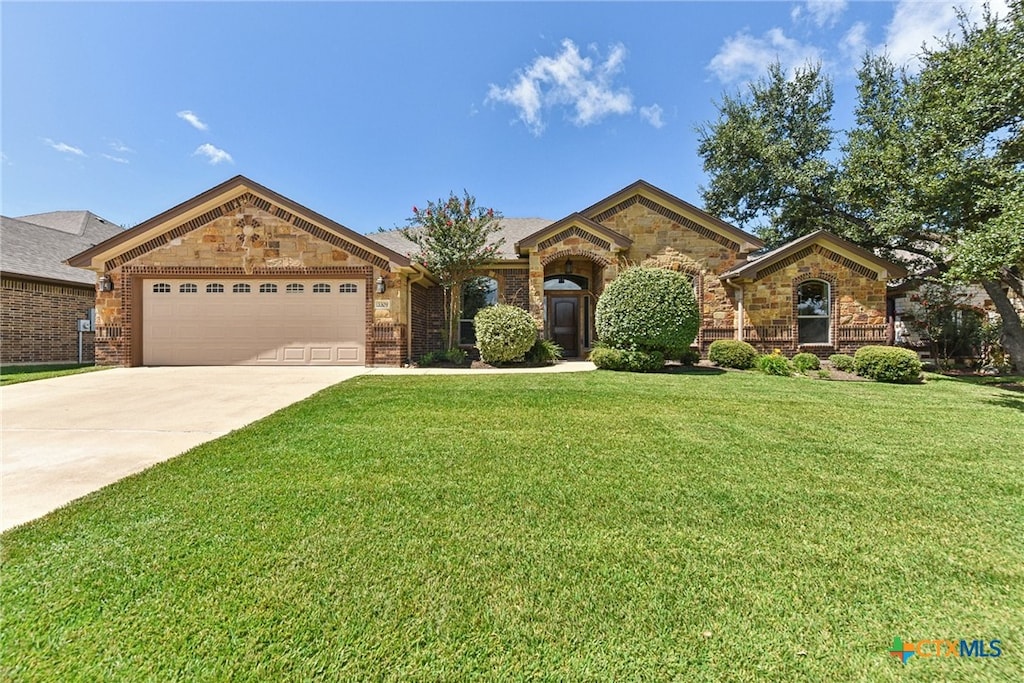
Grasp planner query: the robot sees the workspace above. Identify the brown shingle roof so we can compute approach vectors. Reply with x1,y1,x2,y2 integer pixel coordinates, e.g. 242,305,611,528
368,217,555,261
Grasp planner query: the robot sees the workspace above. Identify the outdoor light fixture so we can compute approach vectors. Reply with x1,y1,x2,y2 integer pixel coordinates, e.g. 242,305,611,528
98,275,114,292
564,259,573,275
375,276,386,294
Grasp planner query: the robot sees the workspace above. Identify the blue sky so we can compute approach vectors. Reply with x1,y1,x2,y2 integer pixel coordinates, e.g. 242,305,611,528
1,1,1003,234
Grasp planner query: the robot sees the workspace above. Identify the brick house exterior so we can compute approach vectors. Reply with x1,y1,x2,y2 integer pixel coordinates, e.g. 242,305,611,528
68,176,907,367
1,212,123,364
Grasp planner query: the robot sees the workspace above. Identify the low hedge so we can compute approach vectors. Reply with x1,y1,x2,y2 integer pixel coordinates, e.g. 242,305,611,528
854,345,922,383
828,354,856,372
708,340,758,369
590,346,665,372
791,352,821,373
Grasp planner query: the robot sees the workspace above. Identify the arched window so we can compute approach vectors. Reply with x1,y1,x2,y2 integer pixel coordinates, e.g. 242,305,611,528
543,274,589,291
460,276,498,344
797,280,830,344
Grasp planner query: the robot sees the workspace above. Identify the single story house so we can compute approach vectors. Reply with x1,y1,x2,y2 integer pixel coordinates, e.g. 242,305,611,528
67,176,908,367
1,211,123,364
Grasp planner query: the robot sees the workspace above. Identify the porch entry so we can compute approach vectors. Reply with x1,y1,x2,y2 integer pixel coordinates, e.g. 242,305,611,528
544,273,593,358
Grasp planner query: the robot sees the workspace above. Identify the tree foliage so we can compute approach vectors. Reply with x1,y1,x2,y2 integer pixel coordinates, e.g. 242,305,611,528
697,1,1024,369
401,192,504,350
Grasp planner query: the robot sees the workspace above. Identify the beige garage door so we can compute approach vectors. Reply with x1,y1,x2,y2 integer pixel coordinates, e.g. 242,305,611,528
142,279,366,365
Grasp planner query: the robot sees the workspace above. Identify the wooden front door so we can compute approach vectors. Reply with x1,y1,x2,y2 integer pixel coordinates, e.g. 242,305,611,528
550,296,579,357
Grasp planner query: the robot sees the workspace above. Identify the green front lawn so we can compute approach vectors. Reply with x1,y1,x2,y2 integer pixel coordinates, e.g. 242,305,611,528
2,371,1021,681
0,363,109,385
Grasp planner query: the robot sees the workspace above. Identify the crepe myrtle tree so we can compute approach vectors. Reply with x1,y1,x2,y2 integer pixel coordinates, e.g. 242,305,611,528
401,191,504,351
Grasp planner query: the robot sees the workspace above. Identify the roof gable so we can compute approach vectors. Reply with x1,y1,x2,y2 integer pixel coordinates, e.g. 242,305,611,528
721,230,909,282
515,213,632,255
581,180,764,252
67,176,411,272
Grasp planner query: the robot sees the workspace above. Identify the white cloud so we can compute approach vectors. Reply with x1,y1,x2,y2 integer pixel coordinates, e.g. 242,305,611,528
839,21,870,66
708,28,824,83
193,143,233,164
109,140,134,154
881,0,1008,72
486,39,635,136
102,154,129,164
639,104,665,129
794,0,848,28
43,138,86,156
177,110,209,131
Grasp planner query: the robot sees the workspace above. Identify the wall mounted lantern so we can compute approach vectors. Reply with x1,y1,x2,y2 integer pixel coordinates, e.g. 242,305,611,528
564,259,574,275
98,275,114,292
375,276,387,294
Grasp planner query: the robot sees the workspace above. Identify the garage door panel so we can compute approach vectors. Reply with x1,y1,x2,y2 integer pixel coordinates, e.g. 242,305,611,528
143,278,366,366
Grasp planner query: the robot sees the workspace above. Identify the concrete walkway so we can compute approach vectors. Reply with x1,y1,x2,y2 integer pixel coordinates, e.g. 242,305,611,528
1,362,594,531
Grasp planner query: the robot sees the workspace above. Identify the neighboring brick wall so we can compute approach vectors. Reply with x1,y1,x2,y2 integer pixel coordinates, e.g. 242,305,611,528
1,277,97,364
410,283,444,360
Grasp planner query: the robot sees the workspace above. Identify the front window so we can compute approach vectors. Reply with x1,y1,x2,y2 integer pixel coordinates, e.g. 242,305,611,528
460,277,498,344
797,280,830,344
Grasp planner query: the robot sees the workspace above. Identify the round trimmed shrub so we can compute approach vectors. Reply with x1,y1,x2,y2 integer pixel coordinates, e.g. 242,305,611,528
792,352,821,373
854,345,922,382
708,339,758,369
474,304,537,363
756,353,792,376
590,346,665,372
828,353,856,372
595,267,698,357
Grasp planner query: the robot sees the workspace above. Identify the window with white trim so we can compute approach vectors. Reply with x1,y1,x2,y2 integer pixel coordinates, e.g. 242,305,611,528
233,283,251,294
339,283,358,294
313,283,331,293
152,283,171,293
286,283,304,293
206,283,225,294
797,280,830,344
179,283,198,293
259,283,278,294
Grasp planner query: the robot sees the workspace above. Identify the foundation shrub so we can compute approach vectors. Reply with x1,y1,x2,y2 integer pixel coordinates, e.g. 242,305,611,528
829,354,856,372
854,345,923,383
525,338,563,365
756,352,792,376
708,340,758,369
792,352,821,373
474,305,536,364
590,345,665,372
594,267,698,358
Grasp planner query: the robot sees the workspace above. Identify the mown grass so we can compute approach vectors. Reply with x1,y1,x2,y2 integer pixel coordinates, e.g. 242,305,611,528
2,371,1021,681
0,363,109,385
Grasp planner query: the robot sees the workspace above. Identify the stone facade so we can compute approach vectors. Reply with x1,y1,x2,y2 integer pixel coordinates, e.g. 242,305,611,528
1,278,97,364
91,192,405,366
740,248,888,355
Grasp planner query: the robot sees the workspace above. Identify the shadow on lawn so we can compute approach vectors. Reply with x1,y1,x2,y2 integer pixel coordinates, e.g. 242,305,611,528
658,364,726,376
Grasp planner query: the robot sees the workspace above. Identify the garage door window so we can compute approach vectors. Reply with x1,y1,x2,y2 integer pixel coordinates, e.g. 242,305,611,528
152,283,171,293
286,283,304,293
313,283,331,293
179,283,198,293
259,283,278,294
206,283,225,294
339,283,358,294
233,283,251,294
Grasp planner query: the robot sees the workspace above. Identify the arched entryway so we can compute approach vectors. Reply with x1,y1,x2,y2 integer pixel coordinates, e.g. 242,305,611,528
541,253,606,358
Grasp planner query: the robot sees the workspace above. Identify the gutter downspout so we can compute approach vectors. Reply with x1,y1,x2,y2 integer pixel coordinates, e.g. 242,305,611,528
724,277,744,341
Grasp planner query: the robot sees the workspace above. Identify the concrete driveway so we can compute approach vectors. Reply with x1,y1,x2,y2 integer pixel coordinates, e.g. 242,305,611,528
1,366,368,531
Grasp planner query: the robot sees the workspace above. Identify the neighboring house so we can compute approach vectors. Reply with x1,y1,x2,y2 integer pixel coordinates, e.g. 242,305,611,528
67,176,907,367
1,211,123,364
